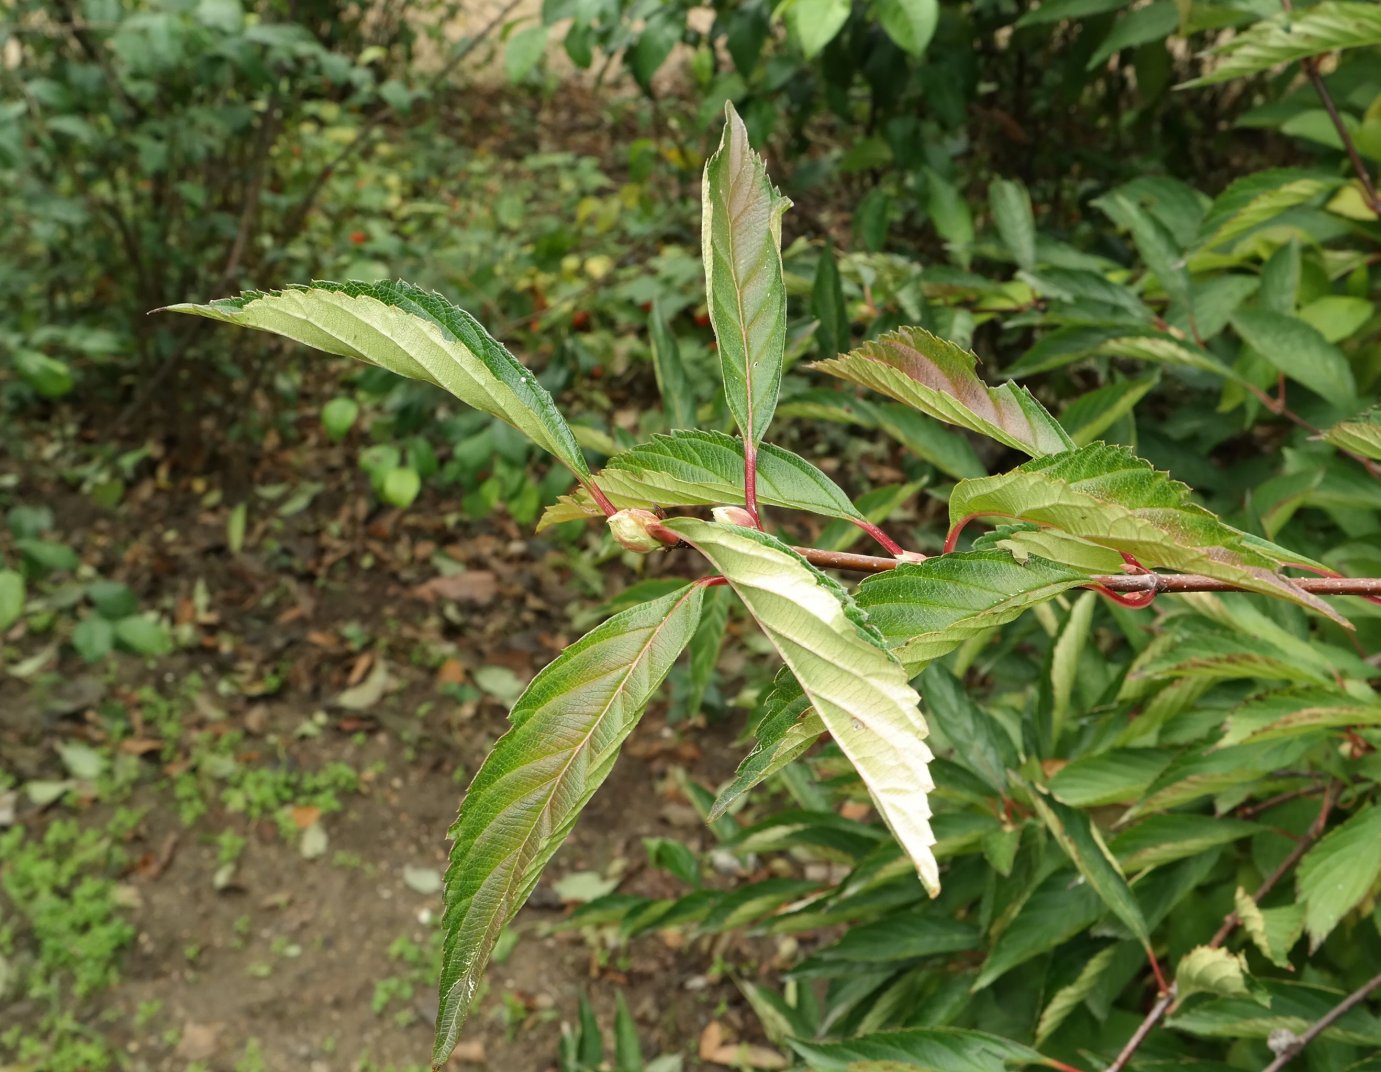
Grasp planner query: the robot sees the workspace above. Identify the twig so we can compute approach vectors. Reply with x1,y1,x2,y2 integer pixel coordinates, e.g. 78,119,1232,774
1106,989,1175,1072
783,546,1381,596
1260,970,1381,1072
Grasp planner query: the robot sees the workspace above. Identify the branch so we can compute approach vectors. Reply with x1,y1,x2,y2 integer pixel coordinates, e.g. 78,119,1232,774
784,546,1381,596
1261,971,1381,1072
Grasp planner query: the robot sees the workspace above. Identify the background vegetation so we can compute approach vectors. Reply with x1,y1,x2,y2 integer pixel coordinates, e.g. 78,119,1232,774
1,1,1379,1071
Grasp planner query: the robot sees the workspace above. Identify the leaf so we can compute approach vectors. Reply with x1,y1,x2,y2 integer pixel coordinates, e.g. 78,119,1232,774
433,584,704,1064
876,404,987,480
1035,944,1119,1045
855,550,1091,671
1296,803,1381,951
649,301,695,430
876,0,939,55
1194,169,1342,252
1110,814,1261,871
1231,308,1357,411
321,396,359,443
72,617,115,663
1235,887,1304,968
1016,0,1130,28
1058,373,1159,446
1130,633,1334,687
1220,687,1381,747
811,240,849,359
1183,1,1381,87
1050,591,1095,734
614,991,644,1072
974,873,1104,990
0,570,25,631
807,914,981,964
814,327,1074,457
919,664,1018,794
113,614,172,657
663,518,939,894
164,280,592,484
1030,791,1151,948
18,538,79,575
709,670,825,821
784,0,851,58
684,583,729,722
87,580,138,619
702,102,790,449
1321,408,1381,461
1048,749,1173,808
1094,189,1191,313
947,443,1346,624
787,1028,1053,1072
538,431,866,532
504,24,548,82
1086,0,1178,69
1175,946,1252,1003
381,466,422,508
1169,979,1381,1046
989,179,1037,272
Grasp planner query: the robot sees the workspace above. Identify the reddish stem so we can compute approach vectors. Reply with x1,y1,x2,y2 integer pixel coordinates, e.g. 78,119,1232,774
742,441,764,530
854,519,910,557
586,480,618,518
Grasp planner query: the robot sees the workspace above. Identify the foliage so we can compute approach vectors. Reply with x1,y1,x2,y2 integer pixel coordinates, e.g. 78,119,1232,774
172,7,1381,1055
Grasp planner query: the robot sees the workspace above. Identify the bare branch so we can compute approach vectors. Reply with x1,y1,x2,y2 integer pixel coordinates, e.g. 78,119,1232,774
1261,970,1381,1072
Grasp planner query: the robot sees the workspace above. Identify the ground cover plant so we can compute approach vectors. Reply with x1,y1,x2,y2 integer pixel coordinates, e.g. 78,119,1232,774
171,49,1381,1066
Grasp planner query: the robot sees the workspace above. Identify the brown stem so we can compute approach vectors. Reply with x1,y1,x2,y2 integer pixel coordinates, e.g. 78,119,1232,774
1299,55,1381,216
1105,989,1175,1072
1260,970,1381,1072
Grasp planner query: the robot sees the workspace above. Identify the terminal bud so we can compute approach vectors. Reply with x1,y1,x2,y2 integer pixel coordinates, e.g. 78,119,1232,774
711,505,755,528
607,508,669,554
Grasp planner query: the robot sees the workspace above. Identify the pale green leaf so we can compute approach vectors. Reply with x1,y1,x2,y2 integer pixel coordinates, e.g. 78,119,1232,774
784,0,850,58
856,550,1090,672
663,518,939,893
1183,0,1381,87
1094,188,1191,312
165,280,592,482
1221,686,1381,747
1036,944,1119,1045
1110,814,1261,871
948,443,1346,623
1321,407,1381,461
504,24,548,82
1175,946,1252,1002
1058,373,1159,446
1126,739,1312,819
788,1028,1052,1072
1194,169,1342,252
1030,791,1151,947
1296,803,1381,951
0,570,24,631
649,300,696,430
535,430,866,531
1232,307,1357,411
1169,979,1381,1045
1235,887,1305,969
1050,592,1096,735
709,669,824,821
684,584,730,722
1049,749,1173,808
1130,633,1335,687
433,584,705,1064
876,0,939,55
990,178,1037,272
702,103,790,448
814,327,1074,457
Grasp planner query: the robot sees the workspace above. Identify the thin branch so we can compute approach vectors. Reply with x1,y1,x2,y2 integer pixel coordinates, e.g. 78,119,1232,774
1106,989,1175,1072
1261,970,1381,1072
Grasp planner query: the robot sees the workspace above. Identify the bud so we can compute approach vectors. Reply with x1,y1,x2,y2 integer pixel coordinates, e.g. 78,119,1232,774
711,505,755,528
607,508,669,554
895,550,928,564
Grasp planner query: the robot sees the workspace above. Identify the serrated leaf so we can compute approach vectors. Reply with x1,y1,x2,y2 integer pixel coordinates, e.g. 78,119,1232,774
1094,188,1192,313
1296,804,1381,951
164,280,592,484
649,301,695,430
710,669,824,821
975,873,1104,989
808,914,980,964
664,518,938,894
1235,887,1304,969
1194,169,1342,252
814,327,1074,457
1220,687,1381,747
1130,633,1334,687
703,103,790,449
1049,749,1173,808
1176,946,1252,1002
1030,791,1151,947
1110,814,1261,871
788,1028,1052,1072
1183,1,1381,87
856,550,1092,671
1058,373,1159,446
1321,408,1381,461
0,570,25,631
1169,979,1381,1046
990,179,1037,272
948,443,1346,624
1036,944,1119,1045
537,431,866,534
1126,739,1312,819
433,583,705,1065
1231,308,1356,411
919,664,1017,794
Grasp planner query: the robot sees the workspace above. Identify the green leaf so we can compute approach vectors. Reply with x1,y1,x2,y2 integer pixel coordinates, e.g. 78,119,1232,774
924,168,975,267
1086,0,1177,69
1194,169,1342,252
0,570,25,631
537,430,866,530
684,584,729,721
15,349,75,398
504,24,548,82
919,664,1018,794
664,518,939,894
1296,803,1381,950
807,914,981,964
72,616,115,663
856,550,1091,672
1030,791,1151,948
1036,944,1119,1045
1231,308,1357,411
1130,633,1334,687
1175,946,1252,1002
1321,408,1381,461
1183,0,1381,87
989,178,1037,272
1110,814,1261,871
164,280,592,484
627,11,680,91
876,404,987,480
649,301,695,430
1016,0,1129,28
975,873,1104,989
1220,687,1381,747
433,584,705,1064
614,991,644,1072
87,580,138,619
18,538,80,575
1058,373,1159,446
702,102,790,448
948,443,1346,623
788,1028,1053,1072
875,0,939,54
1094,189,1191,313
811,240,850,359
113,614,172,656
709,669,824,820
1169,979,1381,1046
1127,739,1311,818
381,466,422,509
784,0,851,58
813,327,1074,457
1048,749,1173,808
1235,887,1304,969
321,396,359,443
